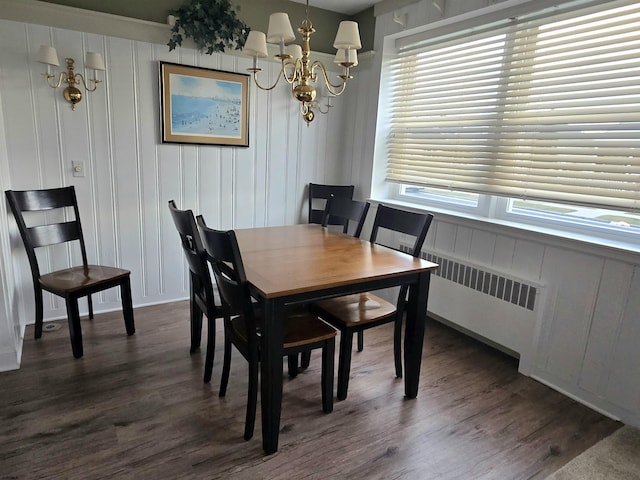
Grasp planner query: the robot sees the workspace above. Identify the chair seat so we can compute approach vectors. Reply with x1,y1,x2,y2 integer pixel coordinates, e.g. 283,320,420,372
313,293,396,328
39,265,131,294
229,308,336,350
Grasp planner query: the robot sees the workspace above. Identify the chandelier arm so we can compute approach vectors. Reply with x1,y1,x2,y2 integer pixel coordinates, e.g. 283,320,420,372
315,100,331,114
251,65,287,91
281,59,301,85
310,61,348,96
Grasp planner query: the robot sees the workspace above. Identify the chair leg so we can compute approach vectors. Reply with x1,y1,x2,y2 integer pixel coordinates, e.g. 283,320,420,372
219,328,232,397
120,276,135,336
87,293,94,320
189,291,203,353
301,350,311,368
337,330,354,401
34,286,44,339
65,297,83,358
244,355,259,441
393,316,403,379
203,315,215,383
321,338,335,413
357,331,364,352
287,354,299,378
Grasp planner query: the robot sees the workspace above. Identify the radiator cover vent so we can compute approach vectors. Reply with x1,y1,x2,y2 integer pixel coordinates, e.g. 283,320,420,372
400,245,537,311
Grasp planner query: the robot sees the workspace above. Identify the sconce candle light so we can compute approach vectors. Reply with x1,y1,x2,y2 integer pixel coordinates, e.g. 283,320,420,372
37,45,106,110
242,0,361,124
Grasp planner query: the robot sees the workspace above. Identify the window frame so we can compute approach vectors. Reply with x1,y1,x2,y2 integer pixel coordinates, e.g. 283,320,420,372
393,184,640,247
373,0,640,252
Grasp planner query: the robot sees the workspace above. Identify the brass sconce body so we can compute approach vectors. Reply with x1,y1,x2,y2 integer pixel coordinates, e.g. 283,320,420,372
37,46,105,110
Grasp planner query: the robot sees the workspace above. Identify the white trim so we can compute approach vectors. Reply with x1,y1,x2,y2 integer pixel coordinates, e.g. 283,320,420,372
0,347,20,372
0,0,170,45
368,197,640,263
531,372,624,423
0,63,21,373
390,0,607,50
0,0,375,69
374,0,421,17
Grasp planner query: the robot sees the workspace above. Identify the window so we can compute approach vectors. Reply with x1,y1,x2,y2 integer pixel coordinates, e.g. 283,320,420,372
382,0,640,242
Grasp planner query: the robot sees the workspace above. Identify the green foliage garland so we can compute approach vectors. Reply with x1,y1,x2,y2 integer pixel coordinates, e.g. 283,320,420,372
167,0,249,55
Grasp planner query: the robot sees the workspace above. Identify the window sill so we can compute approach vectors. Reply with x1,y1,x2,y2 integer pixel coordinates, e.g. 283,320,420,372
369,197,640,261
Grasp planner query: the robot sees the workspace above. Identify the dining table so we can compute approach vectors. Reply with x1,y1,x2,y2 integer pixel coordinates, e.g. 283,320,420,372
234,223,439,454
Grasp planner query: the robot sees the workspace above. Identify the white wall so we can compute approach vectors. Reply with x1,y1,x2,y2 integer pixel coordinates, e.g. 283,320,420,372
0,83,22,370
346,0,640,428
0,6,356,369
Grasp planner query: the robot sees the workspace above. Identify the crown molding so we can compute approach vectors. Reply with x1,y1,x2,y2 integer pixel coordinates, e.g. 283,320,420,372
0,0,375,68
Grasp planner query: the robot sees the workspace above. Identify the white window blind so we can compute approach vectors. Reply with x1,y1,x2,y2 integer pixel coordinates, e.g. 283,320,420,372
386,0,640,211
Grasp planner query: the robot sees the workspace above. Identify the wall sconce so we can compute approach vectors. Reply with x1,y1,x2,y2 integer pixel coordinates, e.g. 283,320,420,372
36,45,106,110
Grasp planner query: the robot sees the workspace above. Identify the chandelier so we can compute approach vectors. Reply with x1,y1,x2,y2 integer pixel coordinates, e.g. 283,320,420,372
242,0,361,124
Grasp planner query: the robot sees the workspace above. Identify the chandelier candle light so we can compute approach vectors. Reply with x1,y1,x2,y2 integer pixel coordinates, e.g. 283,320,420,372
36,45,106,110
242,0,361,124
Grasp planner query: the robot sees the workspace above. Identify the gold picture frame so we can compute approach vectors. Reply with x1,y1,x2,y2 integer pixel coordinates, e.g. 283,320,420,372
160,62,249,147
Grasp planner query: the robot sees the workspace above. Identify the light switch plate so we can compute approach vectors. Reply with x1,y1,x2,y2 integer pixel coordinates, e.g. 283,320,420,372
72,161,85,177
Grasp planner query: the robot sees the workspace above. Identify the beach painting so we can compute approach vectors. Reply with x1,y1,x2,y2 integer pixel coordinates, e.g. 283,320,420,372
160,62,249,146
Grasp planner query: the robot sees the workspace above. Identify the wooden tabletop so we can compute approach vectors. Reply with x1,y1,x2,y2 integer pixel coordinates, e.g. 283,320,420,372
234,224,438,299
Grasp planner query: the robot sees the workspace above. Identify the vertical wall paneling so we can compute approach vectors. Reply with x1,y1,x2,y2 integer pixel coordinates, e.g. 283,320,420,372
511,240,545,281
433,220,457,253
537,248,603,383
0,73,21,370
266,65,289,227
107,36,144,303
492,236,516,272
136,42,162,299
452,225,472,258
469,228,497,262
579,260,633,395
234,57,255,229
604,266,640,415
0,14,352,368
285,85,300,223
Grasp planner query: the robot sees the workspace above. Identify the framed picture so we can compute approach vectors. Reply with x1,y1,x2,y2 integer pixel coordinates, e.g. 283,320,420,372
160,62,249,147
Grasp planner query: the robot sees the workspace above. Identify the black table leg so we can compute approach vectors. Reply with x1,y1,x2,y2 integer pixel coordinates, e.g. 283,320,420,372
121,276,135,336
404,271,431,399
261,298,284,454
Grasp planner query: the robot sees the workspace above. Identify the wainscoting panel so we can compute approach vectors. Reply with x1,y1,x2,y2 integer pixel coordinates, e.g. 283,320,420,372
363,201,639,427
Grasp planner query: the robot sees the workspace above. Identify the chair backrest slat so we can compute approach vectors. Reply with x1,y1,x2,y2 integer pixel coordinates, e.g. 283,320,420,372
308,183,355,225
370,204,434,257
321,196,370,237
9,187,76,211
28,221,81,248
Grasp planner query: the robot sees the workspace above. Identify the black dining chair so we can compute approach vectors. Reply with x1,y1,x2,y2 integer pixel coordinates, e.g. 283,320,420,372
299,195,370,370
168,200,220,383
321,195,370,238
197,215,336,441
323,194,372,356
311,204,434,400
5,186,135,358
308,183,355,225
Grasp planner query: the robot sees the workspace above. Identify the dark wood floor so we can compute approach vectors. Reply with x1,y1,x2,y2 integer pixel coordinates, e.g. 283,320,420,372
0,300,620,480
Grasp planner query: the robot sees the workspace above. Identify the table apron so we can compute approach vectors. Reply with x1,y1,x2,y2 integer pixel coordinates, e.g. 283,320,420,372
249,270,427,306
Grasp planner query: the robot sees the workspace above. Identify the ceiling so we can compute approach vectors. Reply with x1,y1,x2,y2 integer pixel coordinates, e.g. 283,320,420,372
289,0,381,15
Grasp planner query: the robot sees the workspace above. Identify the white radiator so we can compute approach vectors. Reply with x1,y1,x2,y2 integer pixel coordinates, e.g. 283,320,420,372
400,245,545,374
